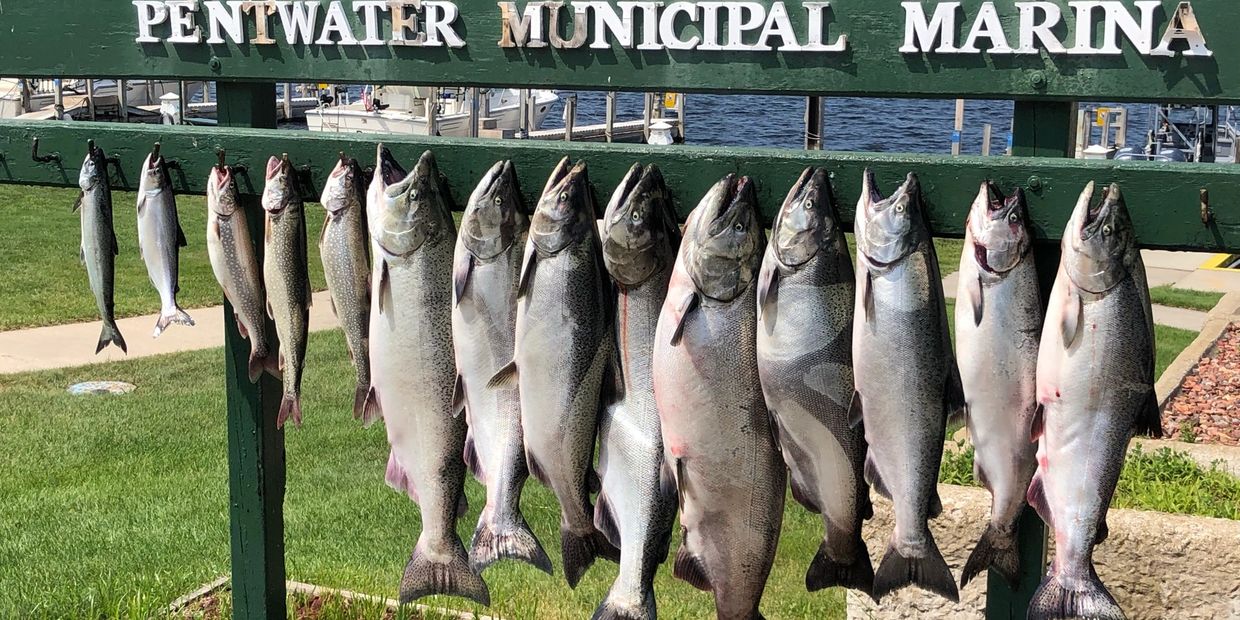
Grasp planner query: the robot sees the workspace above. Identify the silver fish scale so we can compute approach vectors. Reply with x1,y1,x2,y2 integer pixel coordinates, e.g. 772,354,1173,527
855,247,951,555
209,207,267,355
265,203,310,404
516,239,612,537
756,250,870,580
656,280,785,620
321,205,371,394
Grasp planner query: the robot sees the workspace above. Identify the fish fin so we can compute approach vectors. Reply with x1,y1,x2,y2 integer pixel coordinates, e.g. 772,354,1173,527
1096,518,1110,545
1030,404,1045,442
361,386,382,427
1133,390,1163,439
658,459,678,507
967,272,984,326
385,450,418,503
487,360,518,389
111,232,119,256
327,295,337,319
399,535,491,607
451,373,467,419
73,192,83,212
176,223,188,248
587,468,602,494
1060,285,1083,348
673,457,689,513
861,269,875,323
276,395,302,430
78,246,86,265
264,352,282,380
673,544,713,592
470,514,553,575
1027,567,1124,620
266,302,274,321
807,538,876,597
463,430,483,483
525,449,551,487
235,316,250,340
944,363,967,422
848,391,864,428
757,260,780,320
593,491,622,551
517,243,537,299
872,533,959,603
377,258,391,315
1027,473,1052,528
929,489,943,518
669,291,699,347
561,527,620,589
960,523,1021,590
454,252,475,306
863,452,892,502
456,493,469,519
351,383,368,421
154,307,195,338
96,321,128,355
135,193,146,214
592,591,657,620
247,352,264,384
788,472,821,515
318,212,330,246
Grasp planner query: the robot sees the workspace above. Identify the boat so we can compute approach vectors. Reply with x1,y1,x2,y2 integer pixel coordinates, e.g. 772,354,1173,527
1115,104,1239,163
0,78,205,119
305,86,559,137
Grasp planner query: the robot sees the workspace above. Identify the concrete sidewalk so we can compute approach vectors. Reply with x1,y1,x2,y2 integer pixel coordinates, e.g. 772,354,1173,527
0,291,339,375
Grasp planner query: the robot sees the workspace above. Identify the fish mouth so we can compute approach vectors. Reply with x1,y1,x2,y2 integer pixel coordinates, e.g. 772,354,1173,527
1071,181,1098,241
474,160,507,199
863,169,883,207
606,164,645,224
376,145,407,187
265,156,286,181
542,157,573,197
329,157,352,180
211,165,232,191
147,154,163,171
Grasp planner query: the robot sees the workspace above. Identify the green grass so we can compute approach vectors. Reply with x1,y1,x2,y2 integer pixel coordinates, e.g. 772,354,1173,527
0,184,327,331
940,443,1240,521
1148,285,1224,312
0,330,844,619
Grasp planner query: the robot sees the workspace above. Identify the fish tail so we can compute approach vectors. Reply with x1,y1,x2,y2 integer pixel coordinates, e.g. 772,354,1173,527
276,395,302,429
591,589,656,620
360,385,382,428
806,538,876,598
960,523,1021,589
469,515,553,575
246,351,265,383
96,321,128,354
561,527,621,589
873,534,959,603
153,306,195,337
400,535,491,607
351,382,369,421
1028,568,1125,620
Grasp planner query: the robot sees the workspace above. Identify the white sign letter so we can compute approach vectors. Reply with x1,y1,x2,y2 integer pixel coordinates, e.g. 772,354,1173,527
803,2,847,52
754,2,801,51
1099,0,1157,55
498,1,548,47
589,1,635,49
317,1,360,44
167,0,202,43
1015,2,1065,54
635,1,662,50
274,1,321,44
354,0,389,44
724,2,766,50
134,1,170,43
959,2,1012,54
1151,1,1213,57
900,1,961,54
425,1,466,47
204,1,247,44
390,0,426,45
1067,1,1105,55
659,1,699,50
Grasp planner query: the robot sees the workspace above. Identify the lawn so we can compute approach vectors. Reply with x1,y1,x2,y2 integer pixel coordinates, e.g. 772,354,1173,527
0,330,845,619
0,184,327,331
1148,285,1225,313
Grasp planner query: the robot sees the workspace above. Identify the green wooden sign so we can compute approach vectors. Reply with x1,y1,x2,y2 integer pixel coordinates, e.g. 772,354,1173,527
0,0,1237,102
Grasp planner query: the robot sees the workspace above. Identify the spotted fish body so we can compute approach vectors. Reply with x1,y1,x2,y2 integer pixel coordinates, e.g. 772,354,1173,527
755,168,873,598
852,171,962,603
319,158,372,419
136,152,194,337
451,161,551,575
954,183,1042,590
594,163,680,620
77,145,127,354
206,165,269,382
1028,183,1159,620
491,158,619,589
654,175,784,620
261,156,311,429
367,151,489,607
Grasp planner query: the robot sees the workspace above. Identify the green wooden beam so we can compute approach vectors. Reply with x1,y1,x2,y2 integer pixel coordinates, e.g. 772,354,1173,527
0,1,1237,102
216,82,288,620
1,121,1236,251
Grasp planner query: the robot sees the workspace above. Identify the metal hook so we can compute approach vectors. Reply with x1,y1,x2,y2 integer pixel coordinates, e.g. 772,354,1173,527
31,137,62,164
1201,189,1213,226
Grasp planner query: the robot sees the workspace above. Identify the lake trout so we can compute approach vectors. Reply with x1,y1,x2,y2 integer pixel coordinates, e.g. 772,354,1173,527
136,151,194,337
262,155,311,429
1028,182,1159,620
654,175,785,620
77,144,126,354
206,164,270,382
852,170,963,603
489,158,620,588
367,151,489,606
955,183,1042,589
319,157,372,419
451,160,551,575
755,167,873,597
595,163,681,619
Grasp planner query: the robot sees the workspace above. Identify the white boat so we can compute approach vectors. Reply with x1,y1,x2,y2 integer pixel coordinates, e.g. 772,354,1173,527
305,86,559,137
0,78,204,118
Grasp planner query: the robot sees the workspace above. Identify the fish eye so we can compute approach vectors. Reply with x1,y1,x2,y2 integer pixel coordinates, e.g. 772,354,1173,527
733,222,744,233
895,203,905,214
1102,224,1113,236
631,210,642,222
559,191,568,202
1008,212,1019,223
409,189,419,201
803,199,814,211
493,195,503,206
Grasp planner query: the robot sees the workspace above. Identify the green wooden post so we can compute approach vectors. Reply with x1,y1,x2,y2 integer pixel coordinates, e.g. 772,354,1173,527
216,81,288,620
984,100,1076,619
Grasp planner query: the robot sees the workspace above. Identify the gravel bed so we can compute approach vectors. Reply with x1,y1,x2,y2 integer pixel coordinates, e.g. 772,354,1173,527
1163,322,1240,446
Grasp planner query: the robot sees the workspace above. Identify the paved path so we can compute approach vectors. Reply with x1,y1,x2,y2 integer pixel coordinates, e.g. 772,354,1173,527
0,291,339,375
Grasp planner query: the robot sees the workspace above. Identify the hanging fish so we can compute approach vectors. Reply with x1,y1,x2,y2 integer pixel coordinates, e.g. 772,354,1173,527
77,144,126,354
136,151,194,337
206,164,270,382
319,156,372,418
261,155,311,429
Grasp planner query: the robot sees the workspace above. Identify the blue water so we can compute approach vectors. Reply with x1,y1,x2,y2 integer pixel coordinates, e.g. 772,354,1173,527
545,91,1157,154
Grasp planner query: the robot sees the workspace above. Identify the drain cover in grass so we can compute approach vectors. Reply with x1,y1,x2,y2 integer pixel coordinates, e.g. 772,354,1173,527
67,381,136,395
